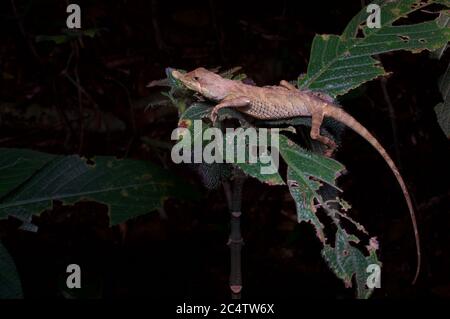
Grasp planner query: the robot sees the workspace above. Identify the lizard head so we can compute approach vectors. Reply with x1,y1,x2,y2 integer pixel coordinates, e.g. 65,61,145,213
171,67,230,100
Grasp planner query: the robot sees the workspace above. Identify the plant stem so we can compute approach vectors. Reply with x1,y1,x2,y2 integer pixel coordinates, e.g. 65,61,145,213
224,174,245,299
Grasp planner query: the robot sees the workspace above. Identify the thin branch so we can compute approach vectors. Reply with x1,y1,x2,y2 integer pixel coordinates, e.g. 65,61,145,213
151,0,169,52
52,79,75,150
74,65,85,154
106,77,137,158
209,0,226,61
10,0,41,63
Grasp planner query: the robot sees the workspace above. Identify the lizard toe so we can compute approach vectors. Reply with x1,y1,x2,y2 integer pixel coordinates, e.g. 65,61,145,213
210,111,217,124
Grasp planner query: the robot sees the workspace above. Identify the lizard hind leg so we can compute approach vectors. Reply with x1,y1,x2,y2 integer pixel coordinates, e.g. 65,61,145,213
210,96,251,123
310,111,337,157
279,80,298,91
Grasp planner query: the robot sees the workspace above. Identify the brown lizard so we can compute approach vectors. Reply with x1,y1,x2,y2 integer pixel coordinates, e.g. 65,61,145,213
171,67,420,284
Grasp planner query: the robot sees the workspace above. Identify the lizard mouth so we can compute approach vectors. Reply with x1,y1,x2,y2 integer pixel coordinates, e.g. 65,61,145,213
171,70,200,92
171,70,183,80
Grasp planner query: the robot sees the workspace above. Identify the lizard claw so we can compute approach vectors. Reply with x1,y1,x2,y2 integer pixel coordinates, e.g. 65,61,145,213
324,145,337,157
324,148,334,157
210,109,218,124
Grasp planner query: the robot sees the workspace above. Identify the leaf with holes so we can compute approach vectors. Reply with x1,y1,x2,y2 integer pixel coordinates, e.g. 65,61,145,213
229,128,284,186
279,134,344,240
322,228,381,299
177,102,212,149
234,161,284,186
0,149,198,225
287,167,326,243
299,0,450,97
279,135,345,188
178,104,284,185
280,135,379,297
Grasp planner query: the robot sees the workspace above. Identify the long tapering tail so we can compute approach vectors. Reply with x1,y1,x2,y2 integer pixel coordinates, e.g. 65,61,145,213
324,104,420,284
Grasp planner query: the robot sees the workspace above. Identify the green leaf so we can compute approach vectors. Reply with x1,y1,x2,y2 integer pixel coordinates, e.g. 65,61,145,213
255,116,341,147
280,135,344,241
195,162,232,189
178,104,284,185
179,103,212,124
36,28,102,44
219,66,245,80
280,135,380,297
439,62,450,101
165,67,187,90
178,103,212,148
435,64,450,138
435,101,450,138
322,229,380,299
223,125,283,185
279,135,345,188
179,101,251,130
0,241,23,299
217,107,253,127
287,167,326,242
82,28,102,38
234,161,284,186
431,10,450,59
0,149,54,198
35,34,70,44
299,0,450,97
0,149,198,225
230,127,284,186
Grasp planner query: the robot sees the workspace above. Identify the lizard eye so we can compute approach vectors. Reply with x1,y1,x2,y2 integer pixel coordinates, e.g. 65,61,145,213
193,76,200,81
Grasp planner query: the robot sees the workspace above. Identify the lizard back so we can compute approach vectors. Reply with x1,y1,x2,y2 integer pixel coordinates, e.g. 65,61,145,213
233,84,314,119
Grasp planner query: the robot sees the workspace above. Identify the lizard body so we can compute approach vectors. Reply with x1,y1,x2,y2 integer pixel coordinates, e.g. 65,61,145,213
172,67,420,284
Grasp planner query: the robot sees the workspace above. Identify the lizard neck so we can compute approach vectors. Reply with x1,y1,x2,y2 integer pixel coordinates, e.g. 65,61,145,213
204,77,242,101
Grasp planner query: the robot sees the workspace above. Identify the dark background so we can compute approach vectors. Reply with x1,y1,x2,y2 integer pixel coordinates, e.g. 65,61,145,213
0,0,449,299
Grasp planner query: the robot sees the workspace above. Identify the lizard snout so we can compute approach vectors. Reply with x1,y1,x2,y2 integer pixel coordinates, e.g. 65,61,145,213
171,70,183,80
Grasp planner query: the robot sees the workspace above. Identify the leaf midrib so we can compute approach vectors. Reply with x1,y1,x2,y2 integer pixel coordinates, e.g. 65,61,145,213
0,181,162,210
303,1,434,91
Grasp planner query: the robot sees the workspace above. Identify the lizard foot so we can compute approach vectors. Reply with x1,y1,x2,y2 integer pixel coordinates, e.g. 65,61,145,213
210,109,218,124
324,147,335,157
323,142,337,157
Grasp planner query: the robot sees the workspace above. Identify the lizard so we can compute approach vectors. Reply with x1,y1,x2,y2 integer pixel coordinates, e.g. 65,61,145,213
171,67,421,284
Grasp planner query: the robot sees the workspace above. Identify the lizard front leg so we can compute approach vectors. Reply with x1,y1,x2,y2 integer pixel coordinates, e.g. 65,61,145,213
310,110,337,157
210,97,251,123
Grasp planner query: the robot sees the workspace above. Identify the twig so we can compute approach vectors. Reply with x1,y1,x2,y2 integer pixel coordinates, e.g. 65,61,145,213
74,69,84,153
63,58,102,154
106,77,137,157
151,0,168,52
10,0,41,63
63,72,99,109
52,79,75,150
417,191,450,211
209,0,226,61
